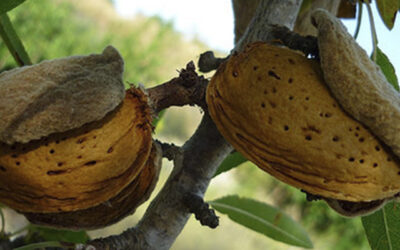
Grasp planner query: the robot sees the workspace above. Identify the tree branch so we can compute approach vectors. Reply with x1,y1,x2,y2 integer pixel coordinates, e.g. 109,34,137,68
269,25,318,57
147,61,208,113
231,0,261,44
79,1,303,249
156,140,181,161
235,0,302,51
85,113,232,250
198,51,228,73
199,25,318,73
183,192,219,229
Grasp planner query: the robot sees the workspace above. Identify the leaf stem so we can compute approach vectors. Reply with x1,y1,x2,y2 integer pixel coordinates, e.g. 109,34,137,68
0,209,4,235
354,0,363,39
364,0,378,61
382,207,393,250
0,13,31,66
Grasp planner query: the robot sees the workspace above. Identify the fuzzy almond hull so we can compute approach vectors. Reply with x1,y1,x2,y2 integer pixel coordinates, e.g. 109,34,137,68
207,42,400,202
0,87,153,213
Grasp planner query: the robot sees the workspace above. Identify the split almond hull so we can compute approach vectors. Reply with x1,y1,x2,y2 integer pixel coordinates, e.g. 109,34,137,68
207,43,400,202
0,87,153,213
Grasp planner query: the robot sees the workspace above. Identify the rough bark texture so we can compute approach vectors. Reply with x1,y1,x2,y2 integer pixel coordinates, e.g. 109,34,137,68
147,62,208,112
235,0,302,51
232,0,260,44
198,51,228,73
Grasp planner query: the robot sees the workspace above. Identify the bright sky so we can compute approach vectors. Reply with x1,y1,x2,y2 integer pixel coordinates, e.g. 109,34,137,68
115,0,399,76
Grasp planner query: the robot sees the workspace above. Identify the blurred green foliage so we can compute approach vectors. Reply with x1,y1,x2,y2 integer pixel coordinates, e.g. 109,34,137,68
0,0,202,86
27,225,89,244
0,0,26,15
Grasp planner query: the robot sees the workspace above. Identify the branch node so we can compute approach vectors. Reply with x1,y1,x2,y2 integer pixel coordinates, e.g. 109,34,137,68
183,193,219,229
156,140,181,161
198,51,228,73
270,25,319,58
146,61,208,113
179,61,197,87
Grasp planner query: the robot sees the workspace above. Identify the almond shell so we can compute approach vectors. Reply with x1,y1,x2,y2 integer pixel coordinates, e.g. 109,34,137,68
206,42,400,202
23,142,161,230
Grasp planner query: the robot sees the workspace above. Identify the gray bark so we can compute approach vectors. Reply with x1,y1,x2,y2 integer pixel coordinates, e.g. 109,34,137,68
235,0,302,51
231,0,260,43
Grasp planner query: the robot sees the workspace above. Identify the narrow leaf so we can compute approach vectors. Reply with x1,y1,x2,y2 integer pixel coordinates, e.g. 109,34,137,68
362,202,400,250
0,0,26,15
0,13,31,66
209,195,313,248
354,0,363,39
376,47,399,91
28,225,89,244
213,152,247,177
376,0,399,29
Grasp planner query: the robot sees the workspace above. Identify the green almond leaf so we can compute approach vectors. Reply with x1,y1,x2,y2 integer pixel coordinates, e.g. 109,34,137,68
209,195,313,248
376,0,399,29
28,225,89,244
376,47,399,91
213,151,247,177
362,202,400,250
0,13,31,66
0,0,26,15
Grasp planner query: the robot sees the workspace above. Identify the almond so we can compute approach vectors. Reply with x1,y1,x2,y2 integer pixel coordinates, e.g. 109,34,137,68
0,87,153,213
206,42,400,203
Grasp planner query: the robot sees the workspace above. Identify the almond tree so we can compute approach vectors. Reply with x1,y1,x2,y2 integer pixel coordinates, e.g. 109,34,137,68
0,0,399,249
